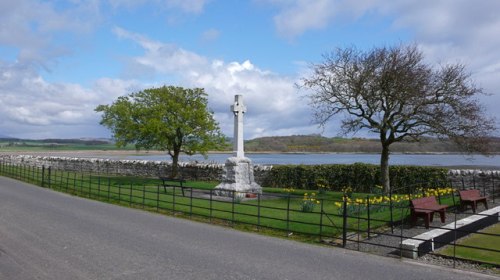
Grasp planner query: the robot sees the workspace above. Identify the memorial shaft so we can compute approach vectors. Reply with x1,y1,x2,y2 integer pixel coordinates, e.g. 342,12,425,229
231,95,246,158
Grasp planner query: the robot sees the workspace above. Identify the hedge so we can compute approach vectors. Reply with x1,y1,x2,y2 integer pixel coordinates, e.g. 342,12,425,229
260,163,448,194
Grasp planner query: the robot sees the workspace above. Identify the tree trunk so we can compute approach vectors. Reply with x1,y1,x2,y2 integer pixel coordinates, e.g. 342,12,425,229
170,128,183,178
171,152,179,178
380,144,391,193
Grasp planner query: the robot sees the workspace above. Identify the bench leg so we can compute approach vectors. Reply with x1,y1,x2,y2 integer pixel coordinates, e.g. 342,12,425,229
481,198,488,209
424,214,430,229
471,202,477,213
460,201,466,211
438,210,446,223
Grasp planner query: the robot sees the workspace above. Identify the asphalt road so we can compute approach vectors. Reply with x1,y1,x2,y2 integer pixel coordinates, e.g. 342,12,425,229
0,176,494,280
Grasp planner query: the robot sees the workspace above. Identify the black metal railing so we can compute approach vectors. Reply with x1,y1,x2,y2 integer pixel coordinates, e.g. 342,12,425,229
0,159,498,270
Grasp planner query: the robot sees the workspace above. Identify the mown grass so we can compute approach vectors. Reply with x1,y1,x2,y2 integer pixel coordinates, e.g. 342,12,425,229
439,223,500,266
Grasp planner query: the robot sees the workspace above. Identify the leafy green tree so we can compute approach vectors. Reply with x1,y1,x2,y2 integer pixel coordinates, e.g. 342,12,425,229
300,44,496,193
95,86,226,177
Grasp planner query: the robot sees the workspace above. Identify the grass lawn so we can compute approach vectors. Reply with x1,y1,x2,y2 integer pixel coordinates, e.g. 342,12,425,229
439,223,500,266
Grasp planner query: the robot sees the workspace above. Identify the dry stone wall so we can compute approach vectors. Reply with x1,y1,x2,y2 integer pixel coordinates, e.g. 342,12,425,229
448,169,500,197
0,155,272,184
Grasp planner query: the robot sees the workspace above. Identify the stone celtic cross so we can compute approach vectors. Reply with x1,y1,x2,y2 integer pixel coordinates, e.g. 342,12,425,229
231,95,246,158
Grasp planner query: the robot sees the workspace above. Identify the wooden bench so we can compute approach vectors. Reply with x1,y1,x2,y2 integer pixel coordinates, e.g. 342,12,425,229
159,177,186,196
459,189,488,213
410,196,448,229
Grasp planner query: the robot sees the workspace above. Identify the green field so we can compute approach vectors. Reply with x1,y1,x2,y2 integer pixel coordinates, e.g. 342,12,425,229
0,140,134,151
440,223,500,266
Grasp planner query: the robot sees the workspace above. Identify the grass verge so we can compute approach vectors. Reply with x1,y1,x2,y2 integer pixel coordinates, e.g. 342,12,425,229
439,223,500,266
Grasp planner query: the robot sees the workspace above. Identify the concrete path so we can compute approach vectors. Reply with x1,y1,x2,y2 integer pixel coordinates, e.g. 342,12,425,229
0,176,495,280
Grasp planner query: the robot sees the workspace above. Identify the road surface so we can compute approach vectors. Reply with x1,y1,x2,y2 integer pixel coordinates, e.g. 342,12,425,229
0,176,494,280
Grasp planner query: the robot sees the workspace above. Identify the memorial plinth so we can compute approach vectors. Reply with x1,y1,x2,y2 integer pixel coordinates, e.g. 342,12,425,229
215,157,262,197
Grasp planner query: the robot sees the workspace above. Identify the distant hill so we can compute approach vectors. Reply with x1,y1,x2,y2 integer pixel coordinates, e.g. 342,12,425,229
0,138,116,150
244,135,500,153
2,135,499,154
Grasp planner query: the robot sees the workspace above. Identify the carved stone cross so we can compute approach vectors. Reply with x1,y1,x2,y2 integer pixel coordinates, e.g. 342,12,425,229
231,95,246,158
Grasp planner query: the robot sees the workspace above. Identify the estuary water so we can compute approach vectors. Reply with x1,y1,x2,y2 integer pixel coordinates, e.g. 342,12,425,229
98,153,500,169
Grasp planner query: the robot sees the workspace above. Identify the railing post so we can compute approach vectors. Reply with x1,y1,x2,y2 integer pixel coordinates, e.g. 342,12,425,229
257,193,261,231
342,195,348,248
88,174,92,198
366,195,371,239
129,182,133,206
172,185,176,213
209,189,213,223
42,166,45,188
98,175,101,198
142,184,145,209
157,183,160,212
286,193,291,236
492,174,496,203
356,201,361,251
80,172,84,195
389,190,394,234
399,202,405,258
107,177,111,202
48,167,51,188
231,190,235,227
190,187,193,218
319,198,324,242
452,202,458,268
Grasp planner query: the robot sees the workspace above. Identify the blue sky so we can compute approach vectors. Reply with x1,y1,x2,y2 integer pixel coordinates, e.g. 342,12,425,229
1,0,499,140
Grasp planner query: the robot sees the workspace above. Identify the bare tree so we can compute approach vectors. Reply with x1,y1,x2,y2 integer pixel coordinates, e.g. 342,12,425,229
300,44,496,192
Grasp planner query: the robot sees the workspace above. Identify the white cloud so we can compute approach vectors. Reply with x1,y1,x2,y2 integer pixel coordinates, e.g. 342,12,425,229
272,0,336,39
113,27,208,77
112,28,315,139
0,0,99,67
264,0,378,39
0,58,146,138
0,63,93,137
108,0,208,14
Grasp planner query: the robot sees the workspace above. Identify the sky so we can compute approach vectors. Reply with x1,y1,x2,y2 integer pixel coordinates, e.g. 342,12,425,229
1,0,499,140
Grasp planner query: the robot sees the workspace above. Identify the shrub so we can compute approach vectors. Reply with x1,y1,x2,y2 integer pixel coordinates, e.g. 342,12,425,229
261,163,448,194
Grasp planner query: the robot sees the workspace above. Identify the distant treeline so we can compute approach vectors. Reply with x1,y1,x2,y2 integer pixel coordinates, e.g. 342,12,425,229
0,138,111,146
244,135,500,153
